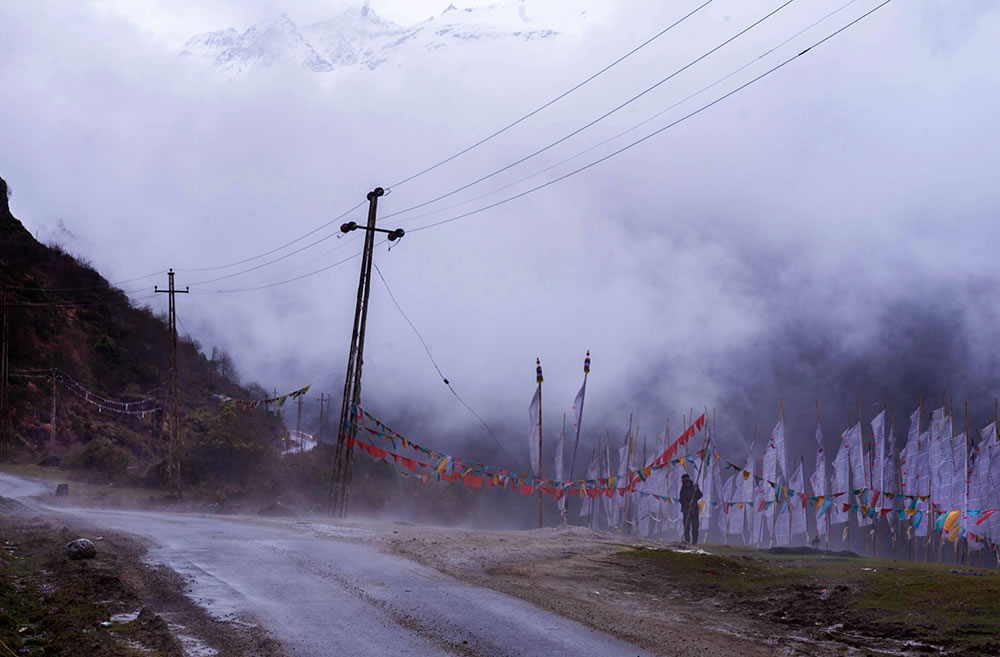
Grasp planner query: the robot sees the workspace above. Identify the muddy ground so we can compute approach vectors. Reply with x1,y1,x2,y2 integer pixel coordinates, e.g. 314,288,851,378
375,523,1000,657
0,497,282,657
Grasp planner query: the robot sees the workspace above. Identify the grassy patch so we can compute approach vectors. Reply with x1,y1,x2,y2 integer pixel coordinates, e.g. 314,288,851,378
622,546,1000,653
0,518,144,656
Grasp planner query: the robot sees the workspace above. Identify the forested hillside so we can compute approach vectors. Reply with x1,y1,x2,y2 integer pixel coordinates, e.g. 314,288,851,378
0,174,281,490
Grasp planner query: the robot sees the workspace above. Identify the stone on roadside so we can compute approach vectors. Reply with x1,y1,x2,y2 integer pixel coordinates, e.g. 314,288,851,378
55,483,69,497
66,538,97,560
258,501,297,517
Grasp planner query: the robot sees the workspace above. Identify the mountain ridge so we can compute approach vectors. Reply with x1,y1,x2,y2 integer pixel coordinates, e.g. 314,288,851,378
179,2,585,76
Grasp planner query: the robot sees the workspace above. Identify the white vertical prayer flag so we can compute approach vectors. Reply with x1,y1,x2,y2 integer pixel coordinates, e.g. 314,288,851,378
871,410,886,500
847,423,865,490
528,385,540,476
831,428,851,524
929,408,952,513
790,459,806,539
809,425,828,537
901,408,920,495
771,418,788,482
883,424,897,510
567,352,589,480
742,436,758,545
554,426,565,515
600,437,613,527
579,450,599,519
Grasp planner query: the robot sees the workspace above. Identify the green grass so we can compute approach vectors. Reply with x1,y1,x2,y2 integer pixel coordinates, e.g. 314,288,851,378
622,546,1000,652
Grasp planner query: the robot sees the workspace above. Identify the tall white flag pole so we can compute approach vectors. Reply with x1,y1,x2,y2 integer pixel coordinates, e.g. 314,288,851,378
537,359,543,529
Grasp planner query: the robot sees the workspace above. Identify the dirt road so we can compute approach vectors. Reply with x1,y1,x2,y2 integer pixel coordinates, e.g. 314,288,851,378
0,473,652,656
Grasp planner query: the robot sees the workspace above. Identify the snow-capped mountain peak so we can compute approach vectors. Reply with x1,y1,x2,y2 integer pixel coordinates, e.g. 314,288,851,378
179,2,588,77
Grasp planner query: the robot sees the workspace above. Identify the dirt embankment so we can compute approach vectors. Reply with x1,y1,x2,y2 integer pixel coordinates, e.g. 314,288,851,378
0,498,282,657
375,524,777,657
374,523,999,657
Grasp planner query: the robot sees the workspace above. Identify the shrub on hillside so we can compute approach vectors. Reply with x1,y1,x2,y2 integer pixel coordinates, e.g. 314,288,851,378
62,436,131,482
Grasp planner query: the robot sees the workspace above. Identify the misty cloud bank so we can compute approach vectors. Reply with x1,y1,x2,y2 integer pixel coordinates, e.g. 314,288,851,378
2,1,999,479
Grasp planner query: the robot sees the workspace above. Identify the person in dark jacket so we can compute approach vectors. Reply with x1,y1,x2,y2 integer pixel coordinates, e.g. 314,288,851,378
679,473,703,545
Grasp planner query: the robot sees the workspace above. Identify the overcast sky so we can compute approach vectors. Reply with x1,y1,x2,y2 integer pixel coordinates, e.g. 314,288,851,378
2,0,999,472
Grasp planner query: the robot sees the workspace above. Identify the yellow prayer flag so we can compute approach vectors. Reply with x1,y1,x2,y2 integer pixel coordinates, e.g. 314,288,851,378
948,526,962,543
943,510,961,533
697,500,705,514
742,470,750,481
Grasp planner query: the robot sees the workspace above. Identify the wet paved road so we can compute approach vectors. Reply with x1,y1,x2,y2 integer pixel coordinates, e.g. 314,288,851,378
0,473,652,656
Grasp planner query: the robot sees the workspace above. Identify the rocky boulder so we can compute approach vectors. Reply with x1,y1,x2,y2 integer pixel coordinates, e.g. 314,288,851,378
66,538,97,560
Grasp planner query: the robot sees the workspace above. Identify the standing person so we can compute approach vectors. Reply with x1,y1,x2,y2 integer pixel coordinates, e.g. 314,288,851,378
679,473,703,545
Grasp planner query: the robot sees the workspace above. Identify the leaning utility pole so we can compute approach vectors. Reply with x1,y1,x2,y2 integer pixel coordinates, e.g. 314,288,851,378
330,187,404,517
155,270,188,497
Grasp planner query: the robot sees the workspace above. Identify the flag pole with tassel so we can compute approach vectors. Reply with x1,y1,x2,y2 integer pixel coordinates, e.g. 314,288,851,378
536,358,543,530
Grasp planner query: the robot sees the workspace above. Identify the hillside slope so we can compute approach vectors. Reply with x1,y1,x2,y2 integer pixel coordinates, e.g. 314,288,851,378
0,174,278,486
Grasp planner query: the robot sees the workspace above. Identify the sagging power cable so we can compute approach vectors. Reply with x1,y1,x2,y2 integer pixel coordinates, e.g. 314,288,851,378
372,261,512,460
406,0,893,235
382,0,800,221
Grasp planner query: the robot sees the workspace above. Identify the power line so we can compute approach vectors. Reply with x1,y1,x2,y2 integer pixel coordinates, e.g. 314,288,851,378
189,244,376,294
175,201,366,273
175,306,192,340
382,0,800,221
388,0,864,231
4,293,159,308
407,0,893,236
385,0,716,190
186,224,360,287
3,270,166,293
371,261,511,460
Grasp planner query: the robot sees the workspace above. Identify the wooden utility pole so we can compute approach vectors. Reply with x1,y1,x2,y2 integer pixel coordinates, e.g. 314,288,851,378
50,369,57,445
295,394,304,452
317,393,328,442
155,269,188,497
331,187,404,517
0,287,8,461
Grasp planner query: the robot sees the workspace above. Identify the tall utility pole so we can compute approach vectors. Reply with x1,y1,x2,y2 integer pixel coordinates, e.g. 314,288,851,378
317,393,328,442
50,369,57,444
0,287,8,461
330,187,405,517
155,269,188,497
